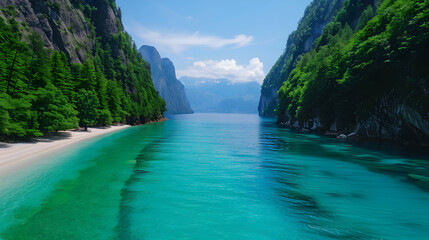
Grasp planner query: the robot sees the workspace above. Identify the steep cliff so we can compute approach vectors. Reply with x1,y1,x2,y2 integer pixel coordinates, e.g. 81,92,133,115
277,0,429,144
258,0,344,117
139,45,193,114
0,0,165,138
0,0,95,63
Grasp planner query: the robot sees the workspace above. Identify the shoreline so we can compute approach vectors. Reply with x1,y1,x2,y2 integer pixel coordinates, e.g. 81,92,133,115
0,125,131,170
277,122,429,150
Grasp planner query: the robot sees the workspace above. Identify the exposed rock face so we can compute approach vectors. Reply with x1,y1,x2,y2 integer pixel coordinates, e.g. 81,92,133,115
275,0,429,145
278,105,429,144
258,0,344,117
139,45,193,114
0,0,125,63
93,0,119,39
0,0,96,63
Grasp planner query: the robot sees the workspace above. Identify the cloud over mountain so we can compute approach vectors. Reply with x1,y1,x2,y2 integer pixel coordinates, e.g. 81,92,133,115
177,58,265,84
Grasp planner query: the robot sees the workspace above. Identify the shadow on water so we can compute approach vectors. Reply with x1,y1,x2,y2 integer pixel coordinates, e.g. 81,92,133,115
0,123,166,240
115,121,174,240
1,114,428,240
259,119,429,192
115,141,162,239
257,118,429,239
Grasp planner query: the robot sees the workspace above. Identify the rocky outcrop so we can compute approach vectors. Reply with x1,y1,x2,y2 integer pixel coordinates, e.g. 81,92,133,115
92,0,119,39
275,0,429,145
278,105,429,145
139,45,193,114
0,0,96,63
0,0,125,64
258,0,344,117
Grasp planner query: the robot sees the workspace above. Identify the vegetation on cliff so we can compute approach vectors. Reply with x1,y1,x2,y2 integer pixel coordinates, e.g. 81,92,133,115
258,0,344,116
0,1,165,140
277,0,429,142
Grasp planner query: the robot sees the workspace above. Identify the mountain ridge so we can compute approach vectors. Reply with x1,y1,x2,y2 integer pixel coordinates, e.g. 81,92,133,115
139,45,193,114
181,77,260,114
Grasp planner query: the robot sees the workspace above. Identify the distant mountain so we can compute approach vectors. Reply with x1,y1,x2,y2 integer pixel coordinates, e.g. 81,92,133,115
180,77,260,114
139,46,193,114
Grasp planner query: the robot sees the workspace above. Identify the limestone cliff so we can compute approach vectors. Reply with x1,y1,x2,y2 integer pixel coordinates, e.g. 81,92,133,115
0,0,166,125
276,0,429,145
139,45,193,114
0,0,94,63
258,0,344,117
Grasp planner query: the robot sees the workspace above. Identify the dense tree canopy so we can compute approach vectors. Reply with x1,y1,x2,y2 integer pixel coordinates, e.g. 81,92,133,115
277,0,429,140
0,3,165,140
259,0,344,116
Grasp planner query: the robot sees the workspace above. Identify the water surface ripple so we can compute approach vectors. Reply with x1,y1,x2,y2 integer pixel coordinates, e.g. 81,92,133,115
1,114,428,239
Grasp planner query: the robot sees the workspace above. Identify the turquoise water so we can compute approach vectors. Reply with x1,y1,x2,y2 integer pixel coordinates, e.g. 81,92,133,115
0,113,428,239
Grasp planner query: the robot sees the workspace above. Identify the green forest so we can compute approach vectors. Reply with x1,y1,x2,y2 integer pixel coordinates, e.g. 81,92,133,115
277,0,429,140
0,3,165,140
260,0,344,117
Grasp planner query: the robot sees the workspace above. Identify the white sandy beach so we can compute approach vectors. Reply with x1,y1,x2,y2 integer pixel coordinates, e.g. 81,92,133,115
0,125,130,170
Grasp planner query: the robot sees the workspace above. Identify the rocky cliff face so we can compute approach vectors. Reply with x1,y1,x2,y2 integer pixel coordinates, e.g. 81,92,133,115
276,0,429,145
0,0,94,63
0,0,166,124
0,0,125,63
139,45,193,114
258,0,344,117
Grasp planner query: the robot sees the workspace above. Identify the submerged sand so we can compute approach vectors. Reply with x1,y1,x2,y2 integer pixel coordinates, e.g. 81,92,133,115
0,125,130,170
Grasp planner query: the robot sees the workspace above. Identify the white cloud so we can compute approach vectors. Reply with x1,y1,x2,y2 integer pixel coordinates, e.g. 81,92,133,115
177,58,265,84
129,24,253,53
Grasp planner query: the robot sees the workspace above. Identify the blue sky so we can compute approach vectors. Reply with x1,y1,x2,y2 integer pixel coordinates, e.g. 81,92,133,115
116,0,312,84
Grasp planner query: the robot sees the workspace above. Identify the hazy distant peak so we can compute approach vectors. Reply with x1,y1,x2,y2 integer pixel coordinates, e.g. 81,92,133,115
138,45,193,114
139,45,162,65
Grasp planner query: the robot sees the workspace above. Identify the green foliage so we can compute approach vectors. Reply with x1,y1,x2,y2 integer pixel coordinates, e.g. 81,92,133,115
277,0,429,133
95,69,108,109
0,93,41,139
0,96,11,134
50,51,74,100
33,84,78,132
79,60,96,91
98,109,113,126
0,1,165,140
27,32,50,90
76,89,99,130
106,79,125,122
260,0,344,116
46,2,61,13
356,5,374,30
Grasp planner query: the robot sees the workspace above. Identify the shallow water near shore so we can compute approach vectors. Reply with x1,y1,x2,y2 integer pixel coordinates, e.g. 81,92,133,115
0,113,428,239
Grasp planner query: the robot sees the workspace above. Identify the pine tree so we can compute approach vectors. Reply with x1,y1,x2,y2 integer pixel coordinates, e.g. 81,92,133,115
27,32,50,91
50,51,74,100
95,69,108,110
0,94,11,136
32,84,78,133
76,89,100,131
106,80,123,122
79,60,96,91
